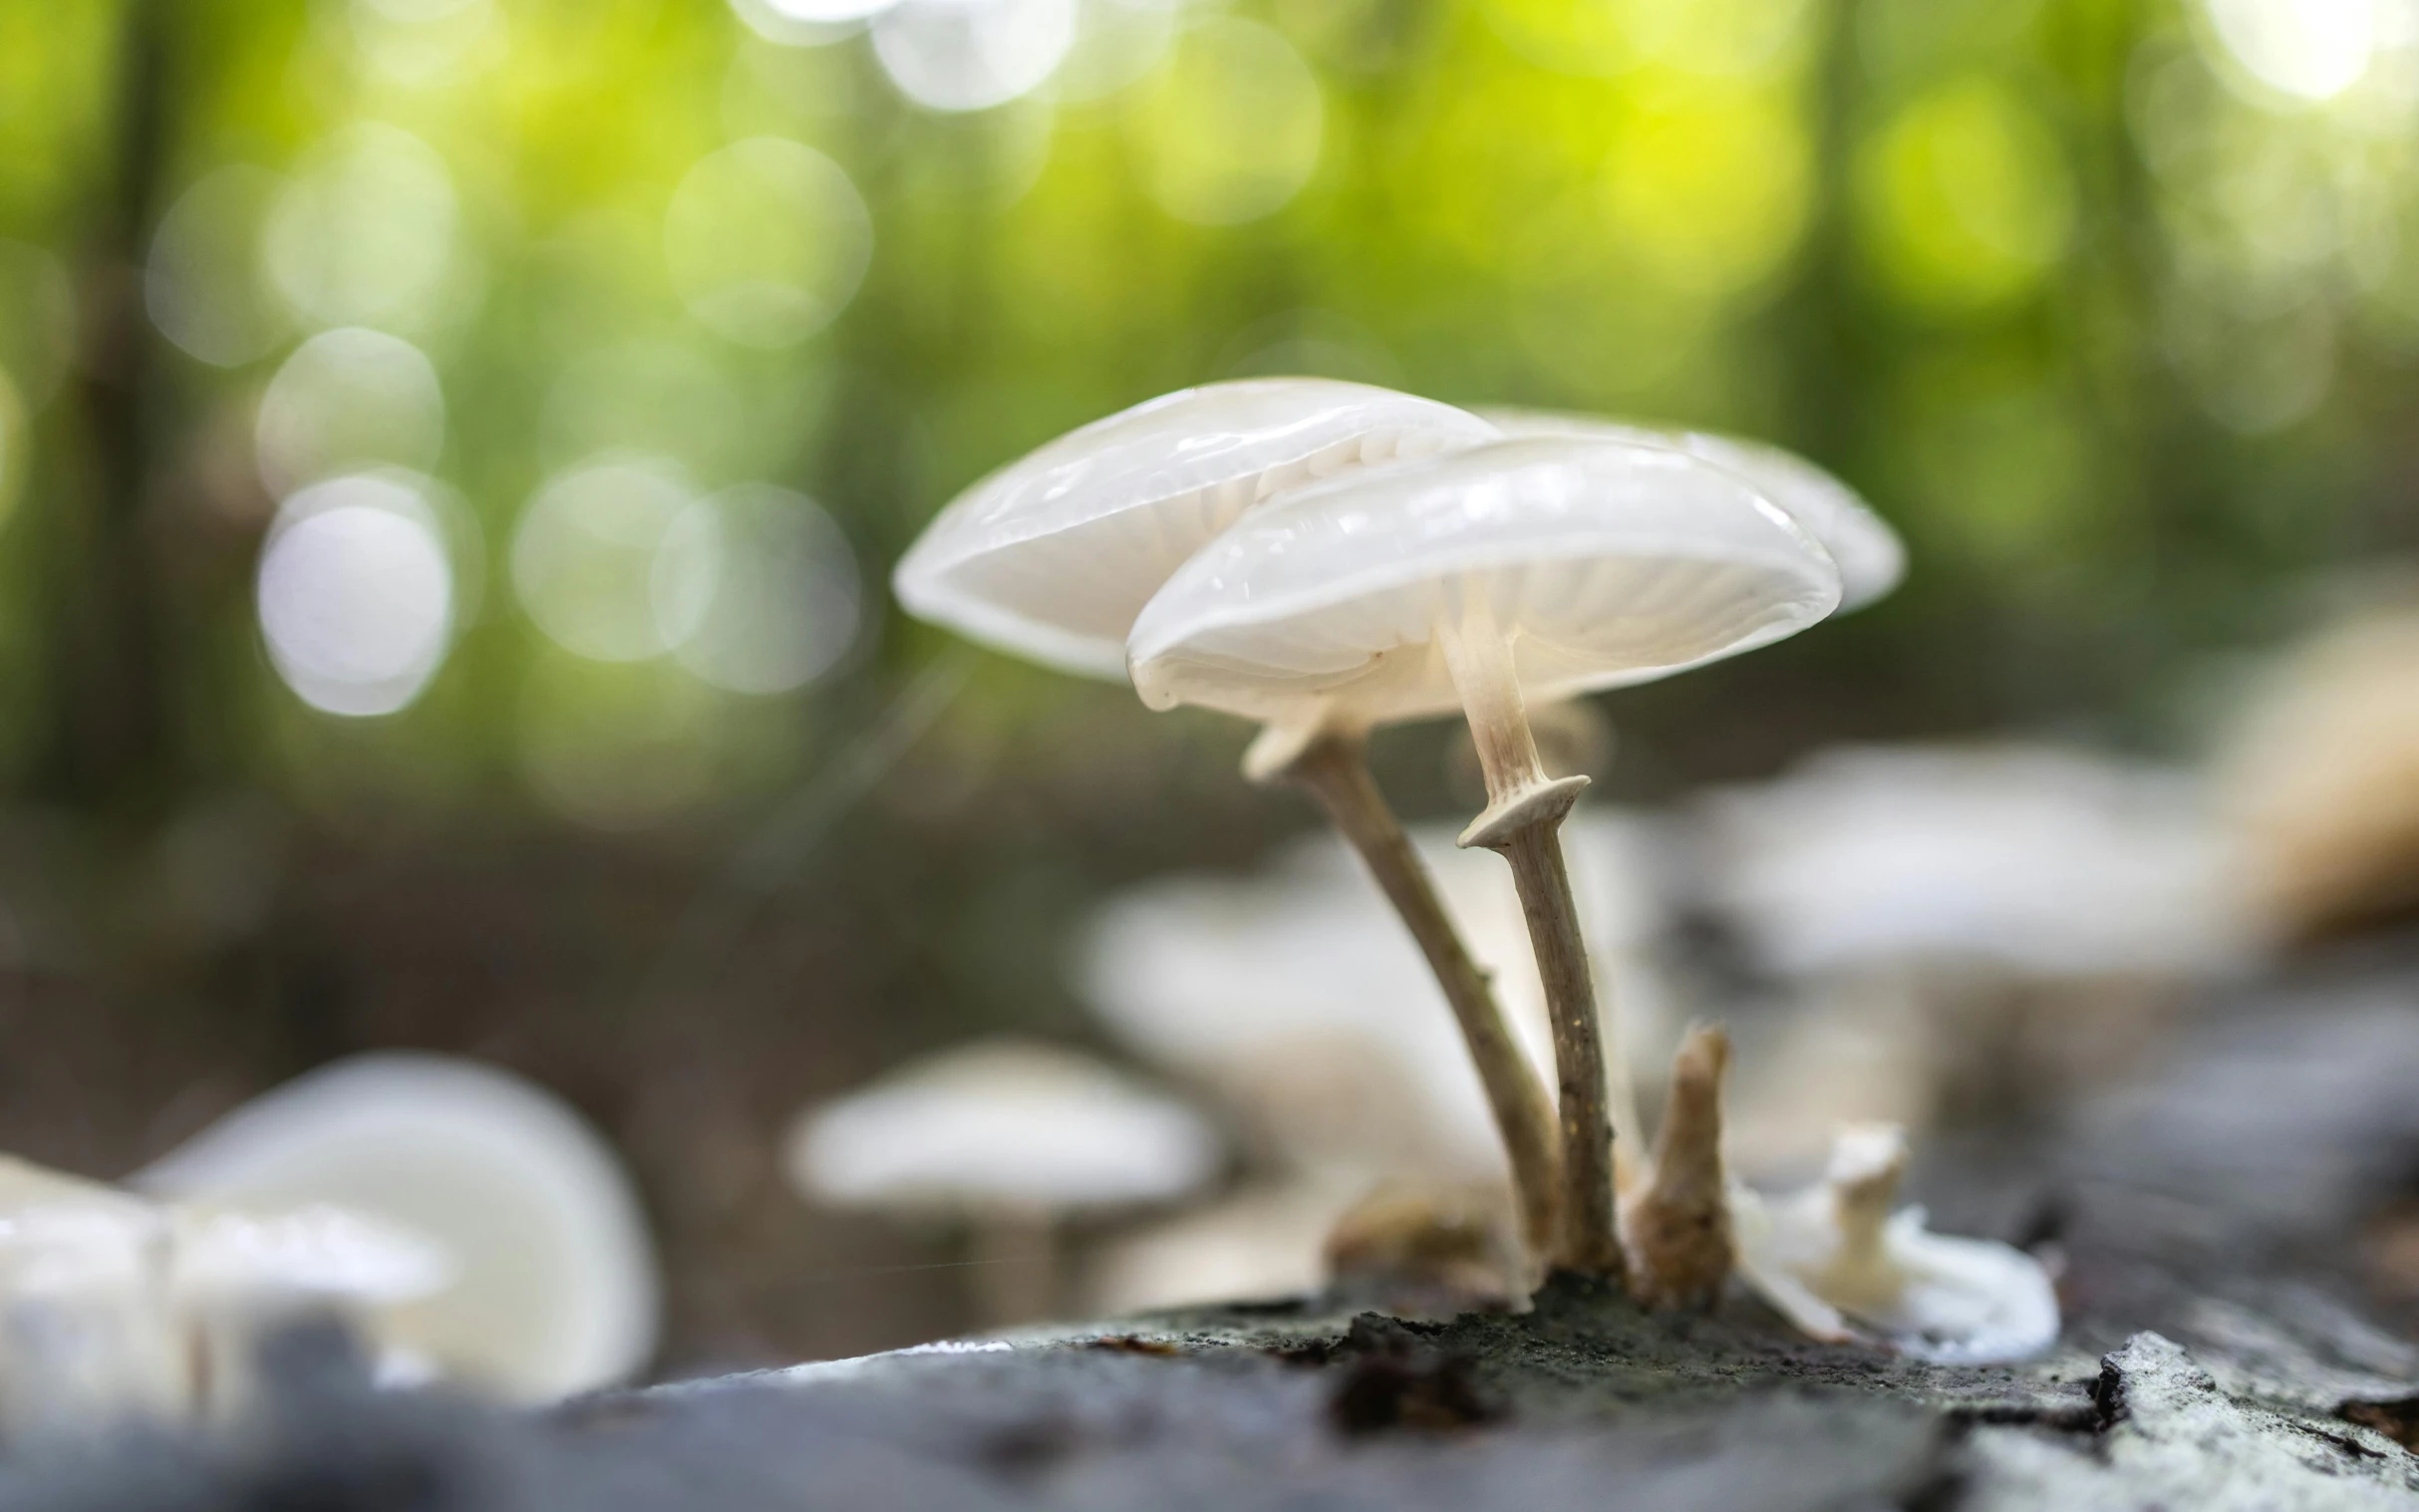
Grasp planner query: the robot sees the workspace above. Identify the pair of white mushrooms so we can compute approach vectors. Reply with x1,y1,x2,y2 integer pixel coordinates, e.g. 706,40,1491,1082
892,378,1904,1298
0,1054,657,1442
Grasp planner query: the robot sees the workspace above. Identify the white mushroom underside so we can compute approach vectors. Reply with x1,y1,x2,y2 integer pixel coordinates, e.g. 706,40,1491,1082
1134,548,1838,724
1128,439,1842,724
894,380,1500,678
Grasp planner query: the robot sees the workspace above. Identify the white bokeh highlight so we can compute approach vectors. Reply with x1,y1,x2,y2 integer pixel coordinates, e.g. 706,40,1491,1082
2203,0,2379,103
871,0,1076,112
666,484,862,695
256,473,456,718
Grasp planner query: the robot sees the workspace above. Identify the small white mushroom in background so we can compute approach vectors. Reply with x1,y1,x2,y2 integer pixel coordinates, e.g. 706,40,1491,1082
0,1157,183,1443
1696,744,2250,1161
0,1154,449,1445
893,380,1565,1276
138,1052,661,1404
1730,1122,2059,1363
785,1040,1219,1328
1131,436,1848,1278
168,1203,453,1424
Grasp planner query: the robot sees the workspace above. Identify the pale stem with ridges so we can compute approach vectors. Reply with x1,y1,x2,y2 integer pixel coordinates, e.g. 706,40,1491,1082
1438,605,1624,1280
1253,722,1564,1275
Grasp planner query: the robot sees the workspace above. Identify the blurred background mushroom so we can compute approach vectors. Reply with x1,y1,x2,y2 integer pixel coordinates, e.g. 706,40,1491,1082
0,0,2418,1373
782,1039,1218,1327
1693,744,2251,1169
136,1053,660,1404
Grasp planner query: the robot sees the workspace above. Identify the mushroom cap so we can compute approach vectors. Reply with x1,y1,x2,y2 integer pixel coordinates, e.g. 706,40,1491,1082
1128,437,1843,726
786,1040,1219,1215
893,379,1501,679
1481,409,1904,612
136,1053,660,1404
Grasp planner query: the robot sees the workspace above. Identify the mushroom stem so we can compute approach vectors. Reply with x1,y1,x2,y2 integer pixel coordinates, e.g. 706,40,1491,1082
1437,606,1624,1280
1253,726,1564,1268
968,1209,1058,1329
1620,1024,1734,1310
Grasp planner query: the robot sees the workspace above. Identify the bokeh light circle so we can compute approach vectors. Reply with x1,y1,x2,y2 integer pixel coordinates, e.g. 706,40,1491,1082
2201,0,2377,105
148,165,292,369
510,459,715,663
255,327,446,496
664,138,872,348
264,124,459,332
730,0,898,38
1853,78,2074,315
1603,92,1812,301
256,473,456,718
870,0,1077,113
665,484,862,696
1053,0,1178,103
1131,19,1324,225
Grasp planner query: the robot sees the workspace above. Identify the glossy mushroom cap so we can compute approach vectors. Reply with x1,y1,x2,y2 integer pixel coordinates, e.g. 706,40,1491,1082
137,1053,661,1404
1481,409,1903,612
786,1040,1218,1215
894,379,1501,678
1128,437,1843,727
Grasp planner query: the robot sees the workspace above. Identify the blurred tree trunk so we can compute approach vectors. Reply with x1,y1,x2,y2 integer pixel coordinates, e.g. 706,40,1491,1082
40,0,175,818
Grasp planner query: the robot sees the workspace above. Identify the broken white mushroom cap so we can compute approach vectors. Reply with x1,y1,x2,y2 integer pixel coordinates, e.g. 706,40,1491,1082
1730,1122,2058,1363
138,1053,660,1404
894,378,1500,678
1480,410,1904,612
787,1040,1218,1217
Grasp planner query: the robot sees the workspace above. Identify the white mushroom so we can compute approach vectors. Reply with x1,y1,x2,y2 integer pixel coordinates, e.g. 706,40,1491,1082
1478,410,1905,612
1131,437,1844,1276
138,1053,660,1404
1730,1122,2059,1363
894,378,1499,678
785,1040,1218,1327
891,380,1563,1273
0,1155,448,1443
0,1157,182,1442
1697,744,2247,1155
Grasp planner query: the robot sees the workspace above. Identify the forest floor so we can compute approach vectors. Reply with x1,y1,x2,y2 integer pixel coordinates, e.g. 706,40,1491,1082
11,942,2419,1510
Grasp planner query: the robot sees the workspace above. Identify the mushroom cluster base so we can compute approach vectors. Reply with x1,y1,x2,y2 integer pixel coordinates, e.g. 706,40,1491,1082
15,951,2419,1510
